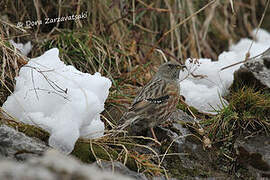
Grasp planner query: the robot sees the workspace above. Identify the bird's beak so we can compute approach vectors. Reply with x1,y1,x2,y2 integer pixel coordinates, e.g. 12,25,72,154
177,64,186,69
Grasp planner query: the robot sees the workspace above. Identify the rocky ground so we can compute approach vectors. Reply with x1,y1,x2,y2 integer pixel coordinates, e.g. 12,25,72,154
0,47,269,179
0,36,270,180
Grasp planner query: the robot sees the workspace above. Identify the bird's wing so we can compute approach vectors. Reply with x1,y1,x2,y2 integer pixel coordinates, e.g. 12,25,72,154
132,78,167,105
130,95,170,112
130,78,177,114
119,79,179,127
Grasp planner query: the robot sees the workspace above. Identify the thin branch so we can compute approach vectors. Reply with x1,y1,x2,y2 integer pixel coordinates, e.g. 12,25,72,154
246,0,270,61
145,0,217,61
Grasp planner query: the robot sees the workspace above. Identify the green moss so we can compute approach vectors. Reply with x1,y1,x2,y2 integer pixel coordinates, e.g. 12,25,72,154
72,140,139,171
0,120,159,174
1,120,50,142
200,87,270,177
203,87,270,142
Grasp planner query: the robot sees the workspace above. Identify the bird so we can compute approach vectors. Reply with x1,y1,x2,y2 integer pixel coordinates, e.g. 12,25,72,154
118,60,186,142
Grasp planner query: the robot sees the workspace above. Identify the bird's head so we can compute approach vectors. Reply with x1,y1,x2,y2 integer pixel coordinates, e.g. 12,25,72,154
156,60,186,81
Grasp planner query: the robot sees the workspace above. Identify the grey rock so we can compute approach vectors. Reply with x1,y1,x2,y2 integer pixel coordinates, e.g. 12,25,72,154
0,125,48,161
233,48,270,90
0,160,56,180
234,135,270,179
152,176,178,180
0,150,135,180
155,110,229,179
93,161,148,180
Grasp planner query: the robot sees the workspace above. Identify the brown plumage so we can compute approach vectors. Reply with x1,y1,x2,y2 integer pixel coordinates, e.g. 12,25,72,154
118,61,186,141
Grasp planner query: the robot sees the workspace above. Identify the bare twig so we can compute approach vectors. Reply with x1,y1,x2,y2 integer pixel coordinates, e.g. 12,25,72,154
221,0,270,71
33,0,41,38
145,0,217,61
246,0,270,60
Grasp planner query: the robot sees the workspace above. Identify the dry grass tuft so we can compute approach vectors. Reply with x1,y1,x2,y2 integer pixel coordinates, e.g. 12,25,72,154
202,87,270,144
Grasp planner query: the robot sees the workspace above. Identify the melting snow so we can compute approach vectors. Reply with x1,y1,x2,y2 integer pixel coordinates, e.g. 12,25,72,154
9,40,32,56
2,48,111,154
180,29,270,114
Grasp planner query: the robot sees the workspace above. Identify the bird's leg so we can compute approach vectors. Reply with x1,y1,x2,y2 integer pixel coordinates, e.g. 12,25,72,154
150,127,161,145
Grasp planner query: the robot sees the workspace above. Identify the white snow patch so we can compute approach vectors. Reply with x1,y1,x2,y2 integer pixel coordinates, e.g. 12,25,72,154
180,28,270,114
2,48,112,154
9,40,32,56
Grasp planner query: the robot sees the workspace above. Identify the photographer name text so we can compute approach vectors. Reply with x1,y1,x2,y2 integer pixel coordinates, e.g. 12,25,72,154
17,11,87,28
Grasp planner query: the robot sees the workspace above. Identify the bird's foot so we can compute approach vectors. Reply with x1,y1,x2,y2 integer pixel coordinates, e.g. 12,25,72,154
150,127,161,146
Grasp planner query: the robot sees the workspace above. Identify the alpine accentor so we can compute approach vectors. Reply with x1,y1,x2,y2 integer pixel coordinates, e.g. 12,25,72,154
118,61,186,141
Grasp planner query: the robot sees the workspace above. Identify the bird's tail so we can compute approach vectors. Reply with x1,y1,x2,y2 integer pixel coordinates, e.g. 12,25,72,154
112,112,139,136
